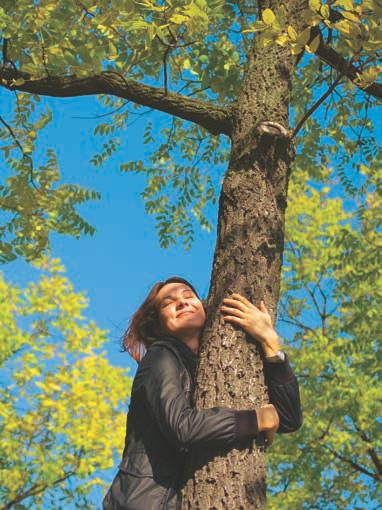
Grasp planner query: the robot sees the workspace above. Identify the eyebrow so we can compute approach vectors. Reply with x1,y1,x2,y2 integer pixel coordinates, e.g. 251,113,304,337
159,287,195,303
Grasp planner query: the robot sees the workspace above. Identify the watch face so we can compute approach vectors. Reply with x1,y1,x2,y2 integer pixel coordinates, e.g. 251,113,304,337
267,350,285,363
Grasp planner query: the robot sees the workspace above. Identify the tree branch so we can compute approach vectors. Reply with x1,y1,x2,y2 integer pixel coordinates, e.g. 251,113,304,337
0,469,76,510
314,37,382,100
0,446,86,510
292,73,344,137
352,419,382,475
324,445,380,481
0,68,233,136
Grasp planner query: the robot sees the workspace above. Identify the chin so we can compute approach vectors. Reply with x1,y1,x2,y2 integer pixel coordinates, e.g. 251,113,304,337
170,315,201,330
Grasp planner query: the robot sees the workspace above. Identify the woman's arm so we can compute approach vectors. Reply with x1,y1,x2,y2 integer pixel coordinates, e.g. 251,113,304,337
220,294,303,435
263,354,303,433
136,345,262,453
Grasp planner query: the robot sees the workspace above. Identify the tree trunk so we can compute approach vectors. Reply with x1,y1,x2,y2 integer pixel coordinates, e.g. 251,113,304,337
182,4,300,507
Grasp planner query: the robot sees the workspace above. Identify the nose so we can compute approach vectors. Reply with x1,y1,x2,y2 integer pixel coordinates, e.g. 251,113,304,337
176,298,189,310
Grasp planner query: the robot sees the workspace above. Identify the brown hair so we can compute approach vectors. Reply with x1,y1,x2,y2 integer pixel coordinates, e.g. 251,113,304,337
122,276,200,362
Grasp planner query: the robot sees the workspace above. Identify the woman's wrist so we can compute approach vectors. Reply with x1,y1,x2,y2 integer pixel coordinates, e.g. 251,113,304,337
261,331,281,357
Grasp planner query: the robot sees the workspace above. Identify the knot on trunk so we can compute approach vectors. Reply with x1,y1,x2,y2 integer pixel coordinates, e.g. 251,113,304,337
257,121,290,138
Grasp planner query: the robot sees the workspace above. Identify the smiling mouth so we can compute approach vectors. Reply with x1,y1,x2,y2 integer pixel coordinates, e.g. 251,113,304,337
177,311,194,318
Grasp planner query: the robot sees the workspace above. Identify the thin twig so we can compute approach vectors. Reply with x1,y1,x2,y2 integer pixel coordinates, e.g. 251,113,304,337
324,445,380,481
0,114,24,154
278,299,319,337
0,114,38,190
292,73,344,137
71,101,128,119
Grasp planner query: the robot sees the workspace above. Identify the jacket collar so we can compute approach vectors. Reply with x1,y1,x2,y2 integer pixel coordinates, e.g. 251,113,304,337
157,334,197,358
156,335,198,378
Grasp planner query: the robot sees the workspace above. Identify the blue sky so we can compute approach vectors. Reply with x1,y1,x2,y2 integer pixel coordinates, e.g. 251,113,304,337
2,93,222,373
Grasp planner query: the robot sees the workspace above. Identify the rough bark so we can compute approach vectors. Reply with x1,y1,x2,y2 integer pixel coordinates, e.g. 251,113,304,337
181,2,304,508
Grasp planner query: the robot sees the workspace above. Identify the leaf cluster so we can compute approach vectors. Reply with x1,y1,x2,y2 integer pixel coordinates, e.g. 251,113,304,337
118,115,228,248
0,257,131,509
0,92,100,263
267,163,381,509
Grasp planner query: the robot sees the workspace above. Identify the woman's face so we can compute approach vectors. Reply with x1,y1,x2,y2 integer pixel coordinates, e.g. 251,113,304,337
155,282,206,339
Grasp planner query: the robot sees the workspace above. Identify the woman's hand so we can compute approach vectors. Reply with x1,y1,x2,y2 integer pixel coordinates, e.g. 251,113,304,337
256,404,280,447
220,293,281,356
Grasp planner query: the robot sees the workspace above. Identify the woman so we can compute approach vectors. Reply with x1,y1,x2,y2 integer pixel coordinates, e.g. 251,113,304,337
103,277,302,510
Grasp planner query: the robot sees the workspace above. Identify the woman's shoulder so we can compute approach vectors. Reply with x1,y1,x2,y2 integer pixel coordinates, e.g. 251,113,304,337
138,338,184,373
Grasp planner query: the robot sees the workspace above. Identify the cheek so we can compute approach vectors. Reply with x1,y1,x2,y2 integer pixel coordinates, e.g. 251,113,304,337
158,308,176,331
196,304,206,324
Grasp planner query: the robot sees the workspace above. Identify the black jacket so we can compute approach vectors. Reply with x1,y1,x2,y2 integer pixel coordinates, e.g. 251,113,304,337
103,336,302,510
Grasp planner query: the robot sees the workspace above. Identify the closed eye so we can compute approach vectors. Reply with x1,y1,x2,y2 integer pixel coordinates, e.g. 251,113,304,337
161,291,195,308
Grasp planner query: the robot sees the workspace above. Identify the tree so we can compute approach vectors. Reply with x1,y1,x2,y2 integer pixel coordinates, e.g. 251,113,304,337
0,0,380,507
267,165,381,509
0,257,131,509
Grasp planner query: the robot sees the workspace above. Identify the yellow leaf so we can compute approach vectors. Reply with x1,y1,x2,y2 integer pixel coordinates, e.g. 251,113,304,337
333,0,354,9
309,0,321,10
364,39,382,50
44,3,56,12
320,4,330,18
276,34,289,46
288,25,298,41
183,58,191,70
170,14,189,24
341,11,360,23
48,45,64,57
262,8,275,25
335,19,361,37
108,42,118,59
260,35,273,48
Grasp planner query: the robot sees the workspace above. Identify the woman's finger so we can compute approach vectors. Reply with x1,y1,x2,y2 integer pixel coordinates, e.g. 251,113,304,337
222,298,247,312
231,293,253,307
224,295,259,315
259,300,268,313
222,315,244,325
220,306,245,318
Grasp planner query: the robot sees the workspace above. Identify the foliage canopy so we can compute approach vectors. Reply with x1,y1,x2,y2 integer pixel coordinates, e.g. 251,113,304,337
268,163,381,509
0,0,381,257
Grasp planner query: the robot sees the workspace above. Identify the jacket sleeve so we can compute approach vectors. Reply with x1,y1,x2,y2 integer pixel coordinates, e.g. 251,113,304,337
263,353,303,433
137,346,259,452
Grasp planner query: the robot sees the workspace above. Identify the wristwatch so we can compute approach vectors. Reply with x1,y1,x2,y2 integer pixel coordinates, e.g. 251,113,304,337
265,349,286,363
